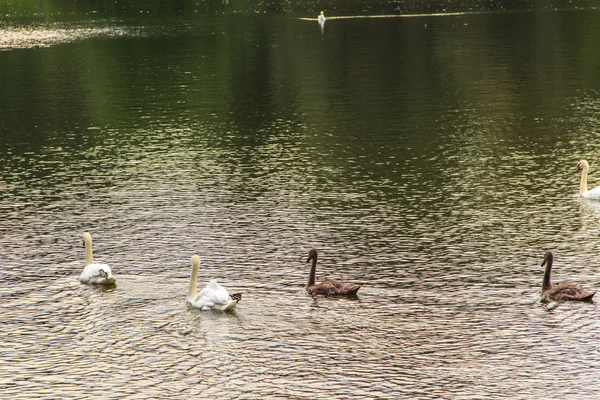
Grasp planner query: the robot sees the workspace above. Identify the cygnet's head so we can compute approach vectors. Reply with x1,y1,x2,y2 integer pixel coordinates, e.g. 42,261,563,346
306,248,318,263
541,251,554,267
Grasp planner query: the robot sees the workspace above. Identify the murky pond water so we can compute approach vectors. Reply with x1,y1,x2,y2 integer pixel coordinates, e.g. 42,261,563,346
2,5,600,398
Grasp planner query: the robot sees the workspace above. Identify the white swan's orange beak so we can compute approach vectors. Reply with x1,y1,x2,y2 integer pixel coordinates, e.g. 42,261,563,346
576,162,582,172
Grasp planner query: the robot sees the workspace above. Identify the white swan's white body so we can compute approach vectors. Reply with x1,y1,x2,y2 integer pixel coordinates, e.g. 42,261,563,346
318,11,326,25
576,160,600,199
80,263,115,285
79,232,116,285
187,255,238,311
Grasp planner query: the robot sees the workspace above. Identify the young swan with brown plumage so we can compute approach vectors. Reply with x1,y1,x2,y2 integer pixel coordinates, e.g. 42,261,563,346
541,251,595,301
306,249,360,296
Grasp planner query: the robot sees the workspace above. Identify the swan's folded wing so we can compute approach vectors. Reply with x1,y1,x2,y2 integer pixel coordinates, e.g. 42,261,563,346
548,283,595,300
213,285,232,304
193,286,231,308
79,263,111,282
585,186,600,199
323,279,360,294
309,279,360,295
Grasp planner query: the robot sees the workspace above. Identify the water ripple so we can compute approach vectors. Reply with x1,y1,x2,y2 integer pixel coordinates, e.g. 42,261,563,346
0,22,147,50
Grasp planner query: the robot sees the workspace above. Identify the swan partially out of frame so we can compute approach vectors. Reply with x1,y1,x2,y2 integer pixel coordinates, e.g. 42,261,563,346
576,159,600,199
187,255,241,311
79,232,116,285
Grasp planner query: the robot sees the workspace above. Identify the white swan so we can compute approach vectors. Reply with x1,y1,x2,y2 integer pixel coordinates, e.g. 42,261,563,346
79,232,116,285
576,160,600,199
318,11,326,25
187,255,240,311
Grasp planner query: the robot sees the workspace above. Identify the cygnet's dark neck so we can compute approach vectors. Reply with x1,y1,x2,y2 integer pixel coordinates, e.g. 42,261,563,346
542,254,553,292
308,256,317,287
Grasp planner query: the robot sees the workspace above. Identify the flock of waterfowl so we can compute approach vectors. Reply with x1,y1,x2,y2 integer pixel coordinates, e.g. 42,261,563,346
78,159,600,308
79,233,360,312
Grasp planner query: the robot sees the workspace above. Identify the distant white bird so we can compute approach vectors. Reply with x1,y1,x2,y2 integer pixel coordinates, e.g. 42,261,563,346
576,159,600,199
187,255,240,311
318,11,326,25
79,232,116,285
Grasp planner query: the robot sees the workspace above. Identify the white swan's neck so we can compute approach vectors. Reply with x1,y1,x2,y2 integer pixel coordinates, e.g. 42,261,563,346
189,255,200,300
83,233,94,265
580,165,589,195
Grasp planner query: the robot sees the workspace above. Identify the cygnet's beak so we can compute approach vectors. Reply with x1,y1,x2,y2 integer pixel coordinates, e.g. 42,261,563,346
576,162,582,172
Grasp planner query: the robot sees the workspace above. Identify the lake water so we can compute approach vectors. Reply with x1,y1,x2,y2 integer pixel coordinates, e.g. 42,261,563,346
2,6,600,399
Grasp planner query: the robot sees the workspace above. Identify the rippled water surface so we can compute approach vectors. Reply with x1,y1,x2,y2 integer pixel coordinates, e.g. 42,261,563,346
2,7,600,399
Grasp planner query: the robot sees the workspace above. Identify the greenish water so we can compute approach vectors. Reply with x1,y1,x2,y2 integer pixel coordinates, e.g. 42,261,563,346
1,5,600,399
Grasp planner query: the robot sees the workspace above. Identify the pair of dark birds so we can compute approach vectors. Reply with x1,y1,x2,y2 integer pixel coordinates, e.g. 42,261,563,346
306,249,600,301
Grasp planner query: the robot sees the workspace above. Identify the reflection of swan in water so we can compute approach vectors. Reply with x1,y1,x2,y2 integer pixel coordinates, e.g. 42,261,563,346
306,249,360,296
79,232,116,285
318,11,326,31
187,255,241,311
576,160,600,199
540,251,595,301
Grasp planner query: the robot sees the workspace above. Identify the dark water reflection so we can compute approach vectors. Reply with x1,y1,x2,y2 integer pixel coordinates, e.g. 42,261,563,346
2,7,600,399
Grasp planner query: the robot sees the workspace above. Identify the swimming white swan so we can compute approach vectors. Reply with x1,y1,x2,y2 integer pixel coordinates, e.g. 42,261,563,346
187,255,240,311
318,11,326,25
576,160,600,199
79,232,116,285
